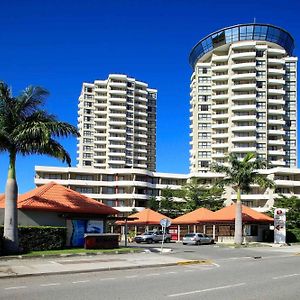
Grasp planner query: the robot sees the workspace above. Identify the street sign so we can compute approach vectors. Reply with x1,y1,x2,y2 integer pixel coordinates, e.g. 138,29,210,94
160,218,171,228
274,208,286,244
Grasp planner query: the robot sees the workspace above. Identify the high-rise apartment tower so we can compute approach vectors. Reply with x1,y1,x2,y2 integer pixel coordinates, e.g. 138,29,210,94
189,24,297,173
77,74,157,171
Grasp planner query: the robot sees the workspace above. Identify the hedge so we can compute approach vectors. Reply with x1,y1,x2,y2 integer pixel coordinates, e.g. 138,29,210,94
0,226,67,254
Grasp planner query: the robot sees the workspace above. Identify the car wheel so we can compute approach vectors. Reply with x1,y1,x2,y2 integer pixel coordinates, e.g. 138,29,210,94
183,243,187,245
196,241,201,245
211,240,214,244
165,238,170,243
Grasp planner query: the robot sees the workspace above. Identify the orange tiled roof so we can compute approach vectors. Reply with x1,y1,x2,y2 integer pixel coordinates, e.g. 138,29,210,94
202,204,273,223
118,208,171,225
0,182,118,215
172,207,214,224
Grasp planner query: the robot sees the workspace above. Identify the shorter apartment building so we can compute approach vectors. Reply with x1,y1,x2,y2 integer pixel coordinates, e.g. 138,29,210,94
35,166,300,214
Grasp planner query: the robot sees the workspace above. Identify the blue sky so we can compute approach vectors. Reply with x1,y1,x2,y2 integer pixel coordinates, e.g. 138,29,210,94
0,0,300,193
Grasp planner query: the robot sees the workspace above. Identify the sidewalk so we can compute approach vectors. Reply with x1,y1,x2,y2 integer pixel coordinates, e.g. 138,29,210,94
0,250,207,279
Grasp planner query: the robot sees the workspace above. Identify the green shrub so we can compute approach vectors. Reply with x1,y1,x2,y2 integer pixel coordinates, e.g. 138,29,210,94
0,226,67,253
287,228,300,243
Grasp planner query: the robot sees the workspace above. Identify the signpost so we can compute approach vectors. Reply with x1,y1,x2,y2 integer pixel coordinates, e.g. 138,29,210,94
274,208,286,244
160,218,171,253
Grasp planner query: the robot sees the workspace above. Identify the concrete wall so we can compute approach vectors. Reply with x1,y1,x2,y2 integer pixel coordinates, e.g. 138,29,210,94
0,209,65,227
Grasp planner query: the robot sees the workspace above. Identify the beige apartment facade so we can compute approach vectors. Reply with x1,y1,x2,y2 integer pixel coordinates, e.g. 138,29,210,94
189,24,297,173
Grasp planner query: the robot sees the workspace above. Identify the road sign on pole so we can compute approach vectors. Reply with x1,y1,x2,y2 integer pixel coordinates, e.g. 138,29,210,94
160,218,171,253
274,208,286,244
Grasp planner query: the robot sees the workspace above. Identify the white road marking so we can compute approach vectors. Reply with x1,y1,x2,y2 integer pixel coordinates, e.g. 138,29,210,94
184,269,195,272
100,278,116,281
125,275,138,278
145,273,160,276
40,283,61,287
167,282,246,297
165,271,177,274
72,280,90,284
5,286,27,290
273,273,300,280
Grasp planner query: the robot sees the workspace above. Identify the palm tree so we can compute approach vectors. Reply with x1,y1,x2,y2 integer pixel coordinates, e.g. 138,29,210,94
211,153,274,245
0,82,79,254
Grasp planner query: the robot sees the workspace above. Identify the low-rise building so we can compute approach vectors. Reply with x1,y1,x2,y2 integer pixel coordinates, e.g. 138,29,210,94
35,166,300,214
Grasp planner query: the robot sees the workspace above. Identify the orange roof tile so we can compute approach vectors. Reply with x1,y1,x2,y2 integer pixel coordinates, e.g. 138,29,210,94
118,208,171,225
0,182,118,215
202,204,273,223
172,207,214,224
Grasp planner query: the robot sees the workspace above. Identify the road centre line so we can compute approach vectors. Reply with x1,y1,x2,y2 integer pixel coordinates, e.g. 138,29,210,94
40,283,61,287
145,273,160,276
272,273,300,280
5,286,27,290
167,283,246,297
100,277,116,281
72,280,90,284
125,275,138,278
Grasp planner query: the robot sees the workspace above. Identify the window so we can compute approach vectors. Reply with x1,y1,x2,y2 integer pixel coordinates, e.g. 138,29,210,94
198,123,211,130
256,91,265,98
256,133,266,140
83,160,92,166
83,123,92,129
257,143,266,150
256,81,266,89
198,95,211,102
199,105,210,111
199,132,211,139
256,60,266,67
198,151,211,158
198,142,211,148
198,86,210,92
256,102,266,109
256,123,266,130
198,114,211,121
257,112,266,119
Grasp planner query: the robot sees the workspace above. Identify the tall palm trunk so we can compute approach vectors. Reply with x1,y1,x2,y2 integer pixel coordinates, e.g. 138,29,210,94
3,151,19,254
234,187,243,245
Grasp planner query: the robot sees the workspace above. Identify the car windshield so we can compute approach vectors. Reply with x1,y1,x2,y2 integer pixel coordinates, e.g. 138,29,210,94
143,232,154,235
184,234,196,237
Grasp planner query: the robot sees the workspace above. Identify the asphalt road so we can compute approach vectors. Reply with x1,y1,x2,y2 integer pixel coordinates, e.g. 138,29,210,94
0,244,299,300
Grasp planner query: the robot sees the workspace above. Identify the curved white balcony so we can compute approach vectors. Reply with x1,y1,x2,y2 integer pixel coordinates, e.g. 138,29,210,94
268,68,285,75
268,129,285,135
270,160,286,167
94,110,107,116
211,153,226,158
231,42,256,49
108,136,126,141
231,104,256,111
94,125,107,130
212,143,229,148
268,78,285,85
231,62,256,70
268,99,284,105
268,119,285,126
134,111,148,117
212,133,229,138
268,109,285,115
212,104,229,110
109,90,127,95
134,140,147,146
268,140,285,146
110,128,126,134
110,120,126,126
136,96,147,102
231,93,256,101
212,94,228,100
108,112,126,118
231,72,256,80
109,82,127,88
109,144,126,149
135,103,147,110
94,88,107,93
268,88,285,95
212,55,228,62
231,146,256,153
268,150,285,156
94,139,106,145
212,84,228,91
231,52,256,60
135,133,147,139
212,113,229,120
231,115,256,121
212,65,228,72
232,83,256,91
212,74,229,81
94,102,107,108
109,105,126,111
94,154,106,160
231,125,256,132
231,136,256,142
211,123,229,129
267,48,286,55
109,152,126,157
268,58,285,65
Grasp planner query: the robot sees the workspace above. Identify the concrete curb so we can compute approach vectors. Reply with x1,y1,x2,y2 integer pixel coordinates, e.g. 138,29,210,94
0,262,181,279
176,259,212,265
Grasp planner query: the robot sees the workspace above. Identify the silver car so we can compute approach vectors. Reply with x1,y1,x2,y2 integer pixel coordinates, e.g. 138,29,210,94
182,233,214,245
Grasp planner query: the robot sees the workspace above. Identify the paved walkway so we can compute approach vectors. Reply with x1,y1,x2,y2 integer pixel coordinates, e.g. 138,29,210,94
0,250,203,278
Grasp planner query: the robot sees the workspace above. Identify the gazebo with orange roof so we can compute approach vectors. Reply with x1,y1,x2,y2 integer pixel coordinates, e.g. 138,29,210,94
200,204,273,243
172,208,215,240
